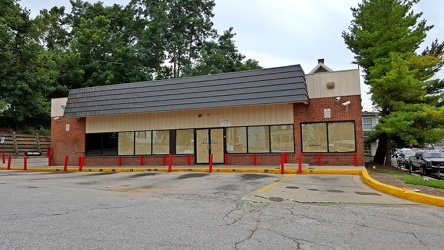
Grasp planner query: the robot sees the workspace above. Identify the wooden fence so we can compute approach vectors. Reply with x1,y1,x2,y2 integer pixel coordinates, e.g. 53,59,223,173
1,132,50,156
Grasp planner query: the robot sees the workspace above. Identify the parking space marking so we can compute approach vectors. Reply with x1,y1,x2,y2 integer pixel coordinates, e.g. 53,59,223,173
178,172,232,188
258,174,291,193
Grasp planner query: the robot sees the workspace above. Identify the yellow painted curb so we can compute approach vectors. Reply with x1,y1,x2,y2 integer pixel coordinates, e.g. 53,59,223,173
360,170,444,207
302,169,363,175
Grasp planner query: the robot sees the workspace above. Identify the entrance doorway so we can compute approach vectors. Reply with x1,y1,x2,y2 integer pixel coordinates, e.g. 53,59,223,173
196,129,224,164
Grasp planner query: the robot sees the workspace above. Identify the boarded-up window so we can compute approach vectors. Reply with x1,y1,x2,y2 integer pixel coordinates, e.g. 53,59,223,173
176,129,194,154
248,126,270,153
301,123,327,152
153,130,170,154
328,122,355,152
118,132,134,155
135,131,152,155
271,125,294,152
226,127,247,153
301,122,355,153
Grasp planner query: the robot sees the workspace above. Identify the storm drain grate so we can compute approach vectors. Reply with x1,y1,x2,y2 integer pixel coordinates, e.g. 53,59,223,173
355,191,381,196
308,188,319,191
286,186,299,189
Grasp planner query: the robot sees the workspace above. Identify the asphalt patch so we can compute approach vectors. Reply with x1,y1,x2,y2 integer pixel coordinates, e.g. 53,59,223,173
177,173,209,179
355,191,382,196
327,190,344,193
81,172,117,176
269,197,284,202
241,174,272,180
128,172,158,178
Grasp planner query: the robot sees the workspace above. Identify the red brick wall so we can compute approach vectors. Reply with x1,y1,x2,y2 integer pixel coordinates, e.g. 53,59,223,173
50,117,86,166
294,95,365,166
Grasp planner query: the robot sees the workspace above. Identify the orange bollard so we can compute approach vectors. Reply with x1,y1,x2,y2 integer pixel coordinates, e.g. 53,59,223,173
79,156,85,172
209,154,213,173
317,153,321,166
253,154,257,166
297,153,302,174
2,150,5,164
7,156,11,170
118,156,122,166
63,156,68,172
187,154,190,166
24,153,27,171
280,152,285,174
168,154,172,172
140,155,144,166
224,154,228,165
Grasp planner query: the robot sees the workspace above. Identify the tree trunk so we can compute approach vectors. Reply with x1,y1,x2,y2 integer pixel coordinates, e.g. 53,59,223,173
373,132,392,165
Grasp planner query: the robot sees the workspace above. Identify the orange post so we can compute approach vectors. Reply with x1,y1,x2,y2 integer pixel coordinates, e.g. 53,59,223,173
140,155,144,166
209,154,213,173
118,156,122,166
2,150,5,164
168,154,172,172
280,152,285,174
317,153,321,166
297,153,302,174
253,154,257,166
187,154,190,166
79,156,85,172
7,156,11,170
24,153,27,171
63,156,68,172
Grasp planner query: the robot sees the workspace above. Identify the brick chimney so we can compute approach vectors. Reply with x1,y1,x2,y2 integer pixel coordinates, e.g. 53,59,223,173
318,58,324,64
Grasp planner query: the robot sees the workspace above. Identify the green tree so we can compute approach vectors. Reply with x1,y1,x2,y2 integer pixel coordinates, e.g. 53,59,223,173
0,0,53,129
183,27,261,76
342,0,444,164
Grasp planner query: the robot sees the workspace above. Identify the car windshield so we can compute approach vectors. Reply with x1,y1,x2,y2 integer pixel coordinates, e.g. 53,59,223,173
423,152,444,158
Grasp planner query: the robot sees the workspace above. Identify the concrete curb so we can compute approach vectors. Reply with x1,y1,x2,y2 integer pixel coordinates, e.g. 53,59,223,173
360,170,444,207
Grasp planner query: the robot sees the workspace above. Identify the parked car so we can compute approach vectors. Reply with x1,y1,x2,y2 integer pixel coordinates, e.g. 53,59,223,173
397,151,414,168
408,150,444,178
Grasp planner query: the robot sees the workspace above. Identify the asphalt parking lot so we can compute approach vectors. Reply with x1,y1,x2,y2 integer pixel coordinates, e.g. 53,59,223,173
2,170,443,249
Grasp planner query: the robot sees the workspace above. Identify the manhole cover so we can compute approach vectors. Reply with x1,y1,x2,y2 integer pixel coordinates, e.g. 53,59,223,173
241,174,271,180
269,197,284,202
177,173,209,179
327,189,344,193
355,191,381,196
308,188,319,191
286,186,299,189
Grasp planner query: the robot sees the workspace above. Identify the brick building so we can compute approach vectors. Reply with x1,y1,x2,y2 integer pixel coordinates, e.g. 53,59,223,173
51,61,364,167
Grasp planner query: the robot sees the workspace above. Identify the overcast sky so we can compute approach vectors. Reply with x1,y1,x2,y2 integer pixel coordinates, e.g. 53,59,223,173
20,0,444,111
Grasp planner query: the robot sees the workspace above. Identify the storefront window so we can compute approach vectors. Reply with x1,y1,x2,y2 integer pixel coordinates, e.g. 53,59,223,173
101,133,118,156
118,132,134,155
153,130,170,154
86,133,102,156
301,123,327,152
271,125,294,152
176,129,194,154
226,127,247,153
247,126,270,153
328,122,355,152
135,131,152,155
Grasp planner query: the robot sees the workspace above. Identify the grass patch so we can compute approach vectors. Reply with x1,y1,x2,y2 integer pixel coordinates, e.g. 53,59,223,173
368,169,405,175
401,175,444,189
